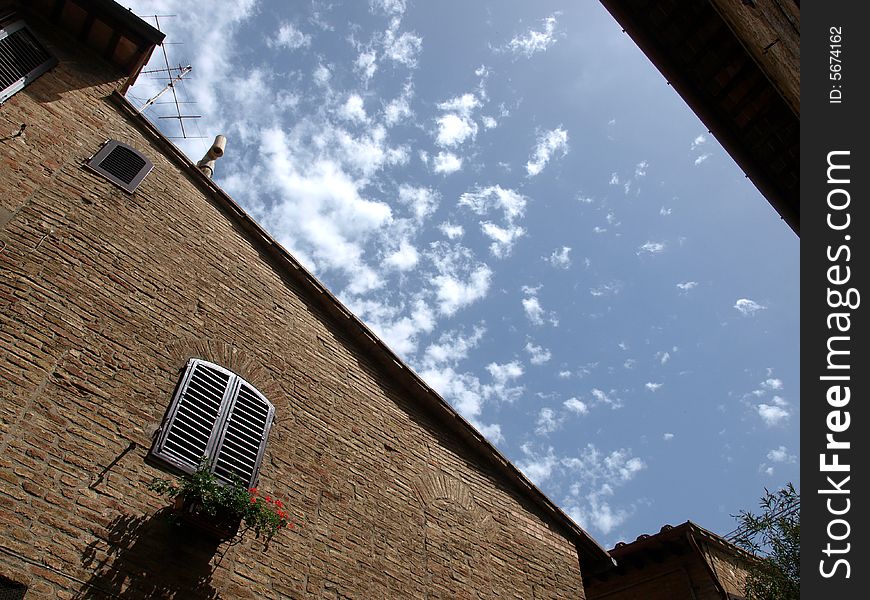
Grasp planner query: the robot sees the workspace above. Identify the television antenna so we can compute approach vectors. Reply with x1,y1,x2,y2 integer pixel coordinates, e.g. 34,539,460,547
136,14,204,140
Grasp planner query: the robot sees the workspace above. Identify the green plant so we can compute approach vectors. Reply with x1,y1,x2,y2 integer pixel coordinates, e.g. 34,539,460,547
148,460,295,542
731,483,800,600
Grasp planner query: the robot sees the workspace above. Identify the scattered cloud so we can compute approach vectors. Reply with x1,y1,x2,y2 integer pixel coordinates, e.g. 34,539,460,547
734,298,767,316
564,397,589,415
677,281,698,292
757,396,790,426
691,134,707,149
432,151,463,174
526,127,569,176
505,14,560,58
663,433,674,441
535,407,563,435
525,342,552,365
546,246,572,269
459,186,528,257
645,382,663,392
694,153,711,166
762,378,783,390
637,241,666,256
591,388,622,409
767,446,796,463
269,22,311,50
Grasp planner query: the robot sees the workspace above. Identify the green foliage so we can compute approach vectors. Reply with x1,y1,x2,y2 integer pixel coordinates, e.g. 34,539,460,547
148,460,294,542
731,483,800,600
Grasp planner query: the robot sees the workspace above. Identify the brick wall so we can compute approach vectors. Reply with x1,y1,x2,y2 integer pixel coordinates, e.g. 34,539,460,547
0,13,589,599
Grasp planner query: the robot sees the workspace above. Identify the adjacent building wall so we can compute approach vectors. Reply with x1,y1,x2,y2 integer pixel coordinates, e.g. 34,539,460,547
0,12,588,599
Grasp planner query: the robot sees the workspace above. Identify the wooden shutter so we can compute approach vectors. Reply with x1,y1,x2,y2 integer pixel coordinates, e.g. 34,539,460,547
211,381,274,487
0,20,57,104
152,359,234,474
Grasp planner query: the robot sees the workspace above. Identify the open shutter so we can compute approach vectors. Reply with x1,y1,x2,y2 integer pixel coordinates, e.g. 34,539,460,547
211,381,274,487
152,359,233,474
0,20,58,104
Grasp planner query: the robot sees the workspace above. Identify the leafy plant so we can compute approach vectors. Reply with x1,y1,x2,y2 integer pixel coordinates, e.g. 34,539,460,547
730,483,799,600
148,460,295,542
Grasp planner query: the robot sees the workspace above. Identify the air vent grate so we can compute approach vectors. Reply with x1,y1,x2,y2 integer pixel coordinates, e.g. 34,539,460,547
85,140,154,193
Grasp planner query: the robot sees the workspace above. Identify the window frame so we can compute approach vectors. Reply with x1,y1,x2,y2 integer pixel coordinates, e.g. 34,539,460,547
150,359,275,488
0,17,58,105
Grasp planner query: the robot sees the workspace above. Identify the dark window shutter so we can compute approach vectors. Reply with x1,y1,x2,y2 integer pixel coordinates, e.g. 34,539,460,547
85,140,154,193
212,382,274,487
0,20,58,104
152,360,233,474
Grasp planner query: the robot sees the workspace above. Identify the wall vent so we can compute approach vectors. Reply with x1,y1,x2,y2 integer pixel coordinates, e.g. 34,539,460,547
85,140,154,193
0,19,58,104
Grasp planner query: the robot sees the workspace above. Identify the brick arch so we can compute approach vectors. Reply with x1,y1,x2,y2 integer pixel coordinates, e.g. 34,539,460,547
165,338,284,400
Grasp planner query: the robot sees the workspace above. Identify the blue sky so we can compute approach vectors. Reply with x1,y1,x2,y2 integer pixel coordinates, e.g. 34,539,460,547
120,0,800,547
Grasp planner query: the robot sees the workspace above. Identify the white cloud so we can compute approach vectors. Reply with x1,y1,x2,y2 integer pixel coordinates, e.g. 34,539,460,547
439,221,464,239
767,446,795,463
370,0,406,15
270,22,311,49
432,151,463,174
734,298,767,316
757,396,790,426
338,93,368,122
355,50,378,83
384,239,419,270
459,186,528,257
564,397,588,415
383,18,422,67
482,116,498,129
485,360,525,403
535,407,563,436
656,350,671,365
428,243,492,315
762,378,783,390
523,296,545,325
398,184,439,222
506,14,559,57
590,282,622,297
435,113,478,147
635,160,648,177
591,388,622,409
637,241,666,256
526,127,569,176
517,444,558,486
645,382,663,392
691,134,707,149
546,246,572,269
660,207,672,216
525,342,552,365
677,281,698,292
663,433,674,441
694,153,711,165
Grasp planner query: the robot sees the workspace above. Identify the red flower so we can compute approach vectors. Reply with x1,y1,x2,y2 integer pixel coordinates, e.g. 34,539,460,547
249,487,258,494
265,496,272,503
275,500,284,508
250,496,257,504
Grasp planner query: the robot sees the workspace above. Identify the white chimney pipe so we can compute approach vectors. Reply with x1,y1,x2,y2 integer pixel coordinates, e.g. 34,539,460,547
196,135,227,178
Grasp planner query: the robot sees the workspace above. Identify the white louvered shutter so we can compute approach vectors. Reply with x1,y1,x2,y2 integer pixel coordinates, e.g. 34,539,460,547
0,20,58,104
152,360,234,473
211,381,274,487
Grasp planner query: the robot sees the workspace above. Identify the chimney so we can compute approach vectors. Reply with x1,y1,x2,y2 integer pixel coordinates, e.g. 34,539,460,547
196,135,227,178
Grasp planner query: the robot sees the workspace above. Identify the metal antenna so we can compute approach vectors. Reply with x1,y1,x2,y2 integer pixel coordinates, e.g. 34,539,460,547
136,14,202,140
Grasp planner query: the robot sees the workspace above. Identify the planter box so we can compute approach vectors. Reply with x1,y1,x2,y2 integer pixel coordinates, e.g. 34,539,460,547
173,496,241,541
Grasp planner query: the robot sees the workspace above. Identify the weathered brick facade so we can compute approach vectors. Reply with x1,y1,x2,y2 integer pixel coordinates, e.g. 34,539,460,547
0,2,610,597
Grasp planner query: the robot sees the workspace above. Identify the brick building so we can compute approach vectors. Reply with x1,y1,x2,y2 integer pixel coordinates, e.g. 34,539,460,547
597,0,800,234
0,0,614,597
584,522,755,600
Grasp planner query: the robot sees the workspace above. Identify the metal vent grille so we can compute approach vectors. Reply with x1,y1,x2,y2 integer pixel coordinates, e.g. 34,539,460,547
158,362,231,471
85,140,154,193
213,383,274,486
151,359,274,487
0,20,57,104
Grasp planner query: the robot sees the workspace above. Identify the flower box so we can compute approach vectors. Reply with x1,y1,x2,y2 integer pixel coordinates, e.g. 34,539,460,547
174,495,241,541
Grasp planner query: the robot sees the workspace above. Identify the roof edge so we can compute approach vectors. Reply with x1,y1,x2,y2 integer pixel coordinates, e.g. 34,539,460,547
107,90,614,569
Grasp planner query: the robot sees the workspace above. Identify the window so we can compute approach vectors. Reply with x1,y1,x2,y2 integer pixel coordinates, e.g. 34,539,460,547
151,359,275,488
0,18,57,105
85,140,154,193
